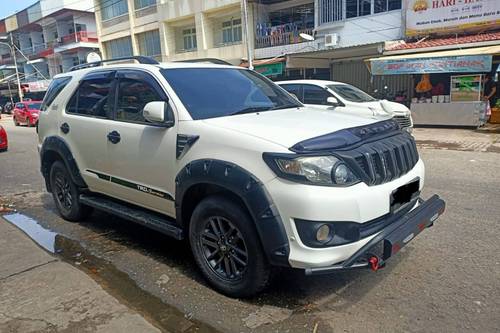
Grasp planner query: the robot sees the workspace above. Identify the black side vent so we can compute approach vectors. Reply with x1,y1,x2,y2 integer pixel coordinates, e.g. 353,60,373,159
176,134,199,159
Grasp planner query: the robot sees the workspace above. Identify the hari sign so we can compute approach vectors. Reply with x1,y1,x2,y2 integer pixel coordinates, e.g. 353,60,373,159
406,0,500,36
371,55,492,75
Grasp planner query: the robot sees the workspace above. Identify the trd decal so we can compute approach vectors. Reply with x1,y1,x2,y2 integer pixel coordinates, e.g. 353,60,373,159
87,170,174,201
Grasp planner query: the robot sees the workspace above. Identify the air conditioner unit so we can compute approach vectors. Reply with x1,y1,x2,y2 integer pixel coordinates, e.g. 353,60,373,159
324,33,339,48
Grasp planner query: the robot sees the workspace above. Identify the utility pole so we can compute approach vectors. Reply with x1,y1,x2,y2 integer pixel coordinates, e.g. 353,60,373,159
242,0,253,70
10,33,23,102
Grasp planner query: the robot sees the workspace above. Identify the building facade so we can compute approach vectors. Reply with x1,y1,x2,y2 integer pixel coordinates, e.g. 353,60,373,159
0,0,99,99
95,0,252,64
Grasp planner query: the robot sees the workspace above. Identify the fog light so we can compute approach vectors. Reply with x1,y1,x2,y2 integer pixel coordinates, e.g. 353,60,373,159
316,224,332,242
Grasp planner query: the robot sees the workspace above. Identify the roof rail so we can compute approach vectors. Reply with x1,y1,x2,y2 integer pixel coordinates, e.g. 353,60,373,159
175,58,233,66
69,56,160,72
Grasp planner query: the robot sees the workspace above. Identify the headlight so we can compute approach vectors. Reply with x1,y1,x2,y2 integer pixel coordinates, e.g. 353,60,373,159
31,113,39,117
263,153,359,186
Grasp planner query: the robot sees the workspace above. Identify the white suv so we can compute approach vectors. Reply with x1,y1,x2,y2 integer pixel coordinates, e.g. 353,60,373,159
277,80,413,131
37,57,444,297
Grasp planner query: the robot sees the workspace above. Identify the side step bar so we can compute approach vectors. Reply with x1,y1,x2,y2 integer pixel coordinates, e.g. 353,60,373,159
80,194,184,240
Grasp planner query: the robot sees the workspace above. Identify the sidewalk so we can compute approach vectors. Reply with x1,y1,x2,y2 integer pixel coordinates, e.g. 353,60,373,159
0,216,161,332
413,127,500,152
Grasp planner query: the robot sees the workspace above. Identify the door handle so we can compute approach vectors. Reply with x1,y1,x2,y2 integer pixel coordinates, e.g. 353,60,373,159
60,123,70,134
107,130,121,144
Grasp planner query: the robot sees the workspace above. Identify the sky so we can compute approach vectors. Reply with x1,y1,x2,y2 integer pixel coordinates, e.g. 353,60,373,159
0,0,38,19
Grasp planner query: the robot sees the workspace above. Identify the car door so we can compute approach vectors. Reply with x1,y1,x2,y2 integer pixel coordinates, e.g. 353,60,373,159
60,70,115,194
106,69,177,216
15,103,26,123
302,84,335,110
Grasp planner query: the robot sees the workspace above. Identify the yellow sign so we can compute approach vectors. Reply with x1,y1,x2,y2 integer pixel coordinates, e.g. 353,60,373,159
406,0,500,36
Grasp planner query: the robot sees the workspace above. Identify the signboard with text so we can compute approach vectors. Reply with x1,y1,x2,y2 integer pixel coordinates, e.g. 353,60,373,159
371,55,492,75
406,0,500,36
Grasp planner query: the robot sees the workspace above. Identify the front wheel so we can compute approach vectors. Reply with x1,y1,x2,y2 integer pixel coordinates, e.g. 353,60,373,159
189,195,271,298
49,161,92,221
13,117,19,126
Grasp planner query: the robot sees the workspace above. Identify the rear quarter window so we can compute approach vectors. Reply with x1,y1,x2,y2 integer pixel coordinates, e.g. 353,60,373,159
41,77,72,111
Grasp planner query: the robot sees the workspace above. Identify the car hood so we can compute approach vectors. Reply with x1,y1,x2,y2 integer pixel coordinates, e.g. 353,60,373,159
202,107,389,148
352,100,410,116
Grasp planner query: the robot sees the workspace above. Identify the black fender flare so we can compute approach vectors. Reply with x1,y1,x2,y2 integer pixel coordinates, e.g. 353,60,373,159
40,136,87,192
175,159,290,267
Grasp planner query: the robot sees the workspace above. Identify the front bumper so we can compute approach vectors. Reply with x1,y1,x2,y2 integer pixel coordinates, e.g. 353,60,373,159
305,194,445,275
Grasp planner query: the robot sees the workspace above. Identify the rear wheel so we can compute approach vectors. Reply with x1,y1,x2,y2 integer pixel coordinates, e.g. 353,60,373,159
49,161,92,221
189,195,271,297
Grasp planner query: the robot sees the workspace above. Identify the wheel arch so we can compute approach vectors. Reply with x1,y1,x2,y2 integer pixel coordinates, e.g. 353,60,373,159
175,159,290,267
40,136,87,192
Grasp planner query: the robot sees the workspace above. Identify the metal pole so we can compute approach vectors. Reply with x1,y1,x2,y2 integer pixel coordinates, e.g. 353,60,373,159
242,0,253,70
10,33,23,102
7,80,13,105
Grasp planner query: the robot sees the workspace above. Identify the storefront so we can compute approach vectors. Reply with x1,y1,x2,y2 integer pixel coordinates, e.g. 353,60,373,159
368,45,500,127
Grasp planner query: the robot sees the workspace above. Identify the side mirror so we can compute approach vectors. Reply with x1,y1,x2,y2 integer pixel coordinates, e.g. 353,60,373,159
326,96,339,106
143,101,174,127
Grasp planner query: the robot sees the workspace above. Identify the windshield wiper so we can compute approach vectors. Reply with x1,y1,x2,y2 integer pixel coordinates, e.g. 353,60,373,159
231,106,274,116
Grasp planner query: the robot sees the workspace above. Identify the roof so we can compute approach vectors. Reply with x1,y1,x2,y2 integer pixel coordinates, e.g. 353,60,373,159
387,31,500,51
275,79,345,86
54,61,242,78
370,44,500,61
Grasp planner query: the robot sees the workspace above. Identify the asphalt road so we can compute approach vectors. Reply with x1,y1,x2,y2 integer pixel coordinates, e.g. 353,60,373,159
1,116,499,332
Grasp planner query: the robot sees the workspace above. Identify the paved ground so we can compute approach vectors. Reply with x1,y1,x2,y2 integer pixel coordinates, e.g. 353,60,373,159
1,116,499,332
0,216,163,332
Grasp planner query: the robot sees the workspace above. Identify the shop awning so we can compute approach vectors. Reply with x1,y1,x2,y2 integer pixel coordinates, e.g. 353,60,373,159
368,45,500,75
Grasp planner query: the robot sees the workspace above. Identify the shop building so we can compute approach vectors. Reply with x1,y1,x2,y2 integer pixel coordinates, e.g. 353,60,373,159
95,0,252,64
250,0,406,84
0,0,99,100
368,0,500,127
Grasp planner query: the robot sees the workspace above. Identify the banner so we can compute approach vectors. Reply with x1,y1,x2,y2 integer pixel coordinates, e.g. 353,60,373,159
406,0,500,36
371,55,492,75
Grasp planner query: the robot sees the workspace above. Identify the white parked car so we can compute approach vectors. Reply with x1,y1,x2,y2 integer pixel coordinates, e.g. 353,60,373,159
277,80,413,131
37,57,444,297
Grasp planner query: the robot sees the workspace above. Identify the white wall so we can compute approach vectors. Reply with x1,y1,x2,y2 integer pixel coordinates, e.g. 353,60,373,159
40,0,95,17
315,10,403,49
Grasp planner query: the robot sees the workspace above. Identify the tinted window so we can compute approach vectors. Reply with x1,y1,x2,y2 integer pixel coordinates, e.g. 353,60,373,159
16,103,25,109
116,78,163,123
161,68,300,120
280,84,303,102
41,77,71,111
303,85,331,105
67,77,113,118
328,84,377,103
28,103,41,110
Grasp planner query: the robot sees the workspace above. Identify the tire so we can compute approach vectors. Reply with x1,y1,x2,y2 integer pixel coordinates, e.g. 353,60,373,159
49,160,92,222
189,195,271,298
26,119,32,127
13,117,19,126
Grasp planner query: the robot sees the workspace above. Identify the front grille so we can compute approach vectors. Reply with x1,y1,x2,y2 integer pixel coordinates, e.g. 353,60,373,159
338,132,419,186
393,115,412,129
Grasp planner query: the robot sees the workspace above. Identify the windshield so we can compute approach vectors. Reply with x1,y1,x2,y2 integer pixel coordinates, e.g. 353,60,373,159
161,68,301,120
328,84,377,103
28,103,42,110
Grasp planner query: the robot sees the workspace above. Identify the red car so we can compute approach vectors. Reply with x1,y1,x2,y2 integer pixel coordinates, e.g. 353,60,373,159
13,101,42,127
0,125,7,151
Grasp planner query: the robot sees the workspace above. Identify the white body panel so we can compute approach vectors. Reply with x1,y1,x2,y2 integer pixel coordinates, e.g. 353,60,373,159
38,62,426,270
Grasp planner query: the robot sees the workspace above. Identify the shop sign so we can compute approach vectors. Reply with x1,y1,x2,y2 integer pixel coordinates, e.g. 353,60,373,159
27,80,51,92
450,74,482,102
406,0,500,36
254,62,284,77
371,55,492,75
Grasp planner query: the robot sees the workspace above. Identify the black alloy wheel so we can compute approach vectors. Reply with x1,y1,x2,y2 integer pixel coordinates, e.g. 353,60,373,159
199,216,248,281
49,161,92,221
189,195,271,297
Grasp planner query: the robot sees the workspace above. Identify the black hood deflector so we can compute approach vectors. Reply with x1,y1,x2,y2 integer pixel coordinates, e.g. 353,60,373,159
290,119,401,153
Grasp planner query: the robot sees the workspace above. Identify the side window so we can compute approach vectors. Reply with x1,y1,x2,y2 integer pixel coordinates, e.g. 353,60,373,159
41,77,71,111
303,85,331,105
67,76,114,118
280,84,303,102
115,77,163,123
16,103,24,109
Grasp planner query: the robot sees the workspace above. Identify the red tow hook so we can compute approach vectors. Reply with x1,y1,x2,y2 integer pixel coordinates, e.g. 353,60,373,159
368,256,384,271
